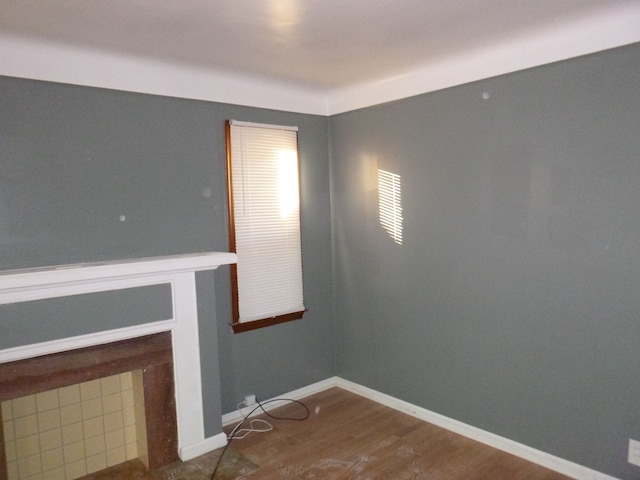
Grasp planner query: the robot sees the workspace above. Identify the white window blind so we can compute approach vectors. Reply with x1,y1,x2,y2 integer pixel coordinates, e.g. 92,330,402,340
228,120,305,324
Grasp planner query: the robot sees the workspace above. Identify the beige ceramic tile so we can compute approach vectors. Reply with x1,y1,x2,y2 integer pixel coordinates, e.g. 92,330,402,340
134,409,146,440
64,459,87,480
38,409,61,432
39,427,62,451
60,404,83,426
124,424,137,444
35,390,59,412
101,393,122,415
58,385,81,407
80,379,102,401
120,371,133,390
84,434,106,457
136,418,147,453
81,398,103,420
132,371,144,393
133,386,146,416
106,446,126,467
17,453,41,477
63,439,85,463
62,422,84,445
14,414,38,438
41,466,65,480
121,388,135,408
125,441,138,461
3,373,151,478
12,395,36,418
23,473,43,480
105,429,125,450
100,375,122,396
16,434,40,459
4,420,15,441
138,439,148,465
5,439,17,462
86,452,107,474
83,416,104,438
122,406,136,427
103,411,124,433
41,446,64,470
1,399,13,420
7,460,19,480
138,449,149,470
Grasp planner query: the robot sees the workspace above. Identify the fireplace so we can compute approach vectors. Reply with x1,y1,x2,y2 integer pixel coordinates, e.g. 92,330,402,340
0,252,237,479
0,333,174,478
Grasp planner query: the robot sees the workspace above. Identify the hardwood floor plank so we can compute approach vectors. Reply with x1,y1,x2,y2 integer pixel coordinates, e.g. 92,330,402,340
224,387,572,480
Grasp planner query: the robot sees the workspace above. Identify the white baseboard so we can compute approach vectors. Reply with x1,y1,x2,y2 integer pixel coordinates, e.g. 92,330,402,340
184,378,339,461
221,377,339,426
220,376,619,480
179,432,227,461
335,378,620,480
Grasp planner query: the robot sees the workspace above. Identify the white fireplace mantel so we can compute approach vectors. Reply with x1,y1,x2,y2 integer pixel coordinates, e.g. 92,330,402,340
0,251,237,461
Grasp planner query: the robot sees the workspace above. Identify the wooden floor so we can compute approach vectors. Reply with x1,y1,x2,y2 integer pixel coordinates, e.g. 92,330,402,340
82,386,574,479
222,387,572,479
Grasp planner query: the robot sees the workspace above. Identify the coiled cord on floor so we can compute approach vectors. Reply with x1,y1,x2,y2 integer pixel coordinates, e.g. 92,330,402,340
210,397,310,479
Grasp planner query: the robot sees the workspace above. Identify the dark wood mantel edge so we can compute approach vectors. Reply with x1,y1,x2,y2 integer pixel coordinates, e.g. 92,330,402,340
0,333,173,401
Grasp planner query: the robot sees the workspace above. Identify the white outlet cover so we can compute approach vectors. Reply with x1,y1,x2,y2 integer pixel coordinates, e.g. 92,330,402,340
629,439,640,467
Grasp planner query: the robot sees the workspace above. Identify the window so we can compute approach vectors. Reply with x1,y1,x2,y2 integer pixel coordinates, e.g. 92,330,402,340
225,120,305,332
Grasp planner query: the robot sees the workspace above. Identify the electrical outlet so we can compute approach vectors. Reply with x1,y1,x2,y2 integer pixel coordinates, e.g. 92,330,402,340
629,439,640,467
245,394,256,406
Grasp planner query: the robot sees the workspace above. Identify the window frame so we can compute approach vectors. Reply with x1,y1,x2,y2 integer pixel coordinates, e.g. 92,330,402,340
225,120,306,333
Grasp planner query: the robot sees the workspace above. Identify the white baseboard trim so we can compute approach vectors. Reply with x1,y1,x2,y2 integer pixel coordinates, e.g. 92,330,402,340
220,376,619,480
335,378,620,480
185,378,339,461
222,377,339,426
179,432,227,462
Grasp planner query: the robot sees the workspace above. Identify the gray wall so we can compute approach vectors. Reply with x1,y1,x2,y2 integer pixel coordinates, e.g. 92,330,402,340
1,284,172,348
329,43,640,479
0,77,334,435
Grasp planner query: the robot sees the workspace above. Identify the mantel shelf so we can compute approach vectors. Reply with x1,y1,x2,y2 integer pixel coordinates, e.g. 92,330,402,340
0,252,237,296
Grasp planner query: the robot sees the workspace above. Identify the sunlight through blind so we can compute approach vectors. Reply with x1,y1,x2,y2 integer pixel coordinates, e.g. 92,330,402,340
228,121,305,323
378,169,403,245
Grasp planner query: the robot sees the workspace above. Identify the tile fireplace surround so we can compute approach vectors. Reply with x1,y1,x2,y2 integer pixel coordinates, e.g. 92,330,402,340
0,252,237,479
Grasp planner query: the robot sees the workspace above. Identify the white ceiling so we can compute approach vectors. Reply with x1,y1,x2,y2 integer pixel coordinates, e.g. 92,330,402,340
1,0,640,114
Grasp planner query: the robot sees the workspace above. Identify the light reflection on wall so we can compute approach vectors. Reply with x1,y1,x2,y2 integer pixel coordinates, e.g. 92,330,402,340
378,169,403,245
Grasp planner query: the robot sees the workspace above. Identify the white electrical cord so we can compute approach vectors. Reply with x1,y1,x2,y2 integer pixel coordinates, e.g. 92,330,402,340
229,400,274,439
210,397,310,480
